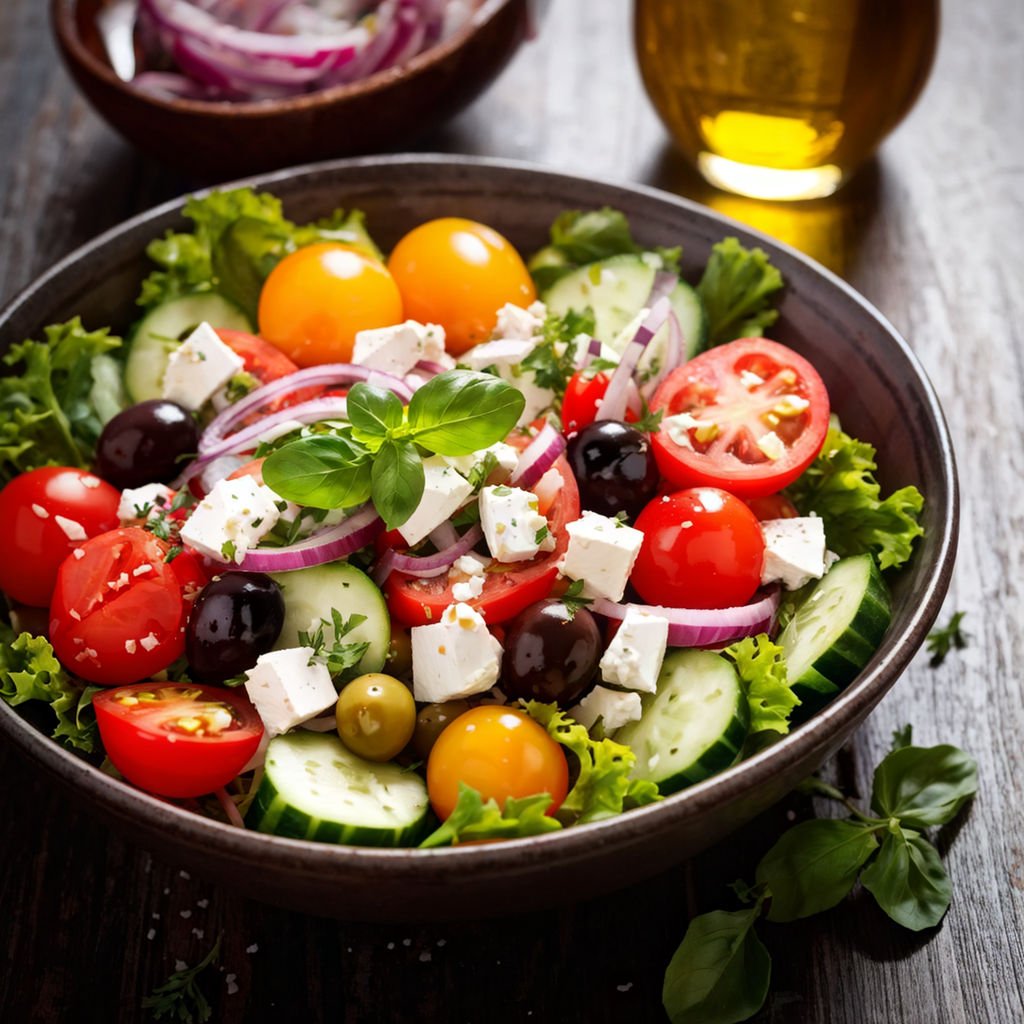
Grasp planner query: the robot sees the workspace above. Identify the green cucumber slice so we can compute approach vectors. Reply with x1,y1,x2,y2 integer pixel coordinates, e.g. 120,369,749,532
125,293,252,402
270,562,390,680
247,731,429,846
780,554,893,713
614,649,749,795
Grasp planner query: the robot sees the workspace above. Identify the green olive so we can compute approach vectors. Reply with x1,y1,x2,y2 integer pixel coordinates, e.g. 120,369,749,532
335,673,416,762
385,627,413,680
410,699,473,761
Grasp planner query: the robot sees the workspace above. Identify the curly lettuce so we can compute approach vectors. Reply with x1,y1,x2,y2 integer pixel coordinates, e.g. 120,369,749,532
724,634,800,736
696,237,784,346
419,785,562,847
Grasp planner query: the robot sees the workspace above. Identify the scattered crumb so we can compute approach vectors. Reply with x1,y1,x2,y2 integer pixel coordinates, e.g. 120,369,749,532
174,960,188,972
226,973,239,996
179,870,191,880
402,939,411,947
146,928,156,941
617,983,633,993
163,888,170,895
152,912,160,920
419,951,432,963
192,929,204,940
437,939,447,947
246,943,259,954
180,910,192,919
196,899,209,909
387,942,395,951
786,810,797,821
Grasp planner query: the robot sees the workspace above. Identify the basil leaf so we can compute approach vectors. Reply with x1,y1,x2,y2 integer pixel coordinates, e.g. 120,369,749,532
662,903,770,1024
262,435,372,510
860,827,952,931
347,382,403,444
755,819,879,922
371,440,425,530
870,744,978,829
406,370,525,455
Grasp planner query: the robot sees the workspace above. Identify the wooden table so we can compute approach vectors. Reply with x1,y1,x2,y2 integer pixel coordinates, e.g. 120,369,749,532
2,2,1022,1021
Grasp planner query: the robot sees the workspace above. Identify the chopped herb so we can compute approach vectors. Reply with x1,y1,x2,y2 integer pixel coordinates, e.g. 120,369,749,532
141,935,222,1023
630,398,663,434
134,502,154,518
926,611,970,666
250,517,263,528
164,546,183,563
535,525,550,545
223,370,259,404
299,608,370,682
466,450,499,491
491,484,513,497
560,578,593,619
220,540,237,561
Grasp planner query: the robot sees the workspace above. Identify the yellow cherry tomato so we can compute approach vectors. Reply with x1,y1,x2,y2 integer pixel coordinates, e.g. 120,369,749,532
426,705,569,821
387,218,536,356
258,243,403,366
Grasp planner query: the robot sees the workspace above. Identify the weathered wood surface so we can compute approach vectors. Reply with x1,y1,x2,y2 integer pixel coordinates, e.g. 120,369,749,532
1,2,1022,1021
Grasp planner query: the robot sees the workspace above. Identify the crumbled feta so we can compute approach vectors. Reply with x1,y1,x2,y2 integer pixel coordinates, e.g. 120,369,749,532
161,322,245,411
451,575,485,602
442,442,520,483
54,515,87,541
453,553,489,576
494,301,546,341
411,603,502,703
479,485,554,563
139,632,160,652
117,483,175,523
558,511,644,601
243,647,336,737
760,516,833,590
756,431,786,461
31,504,49,519
662,411,720,449
570,686,643,732
398,455,474,546
460,338,538,371
599,607,669,694
353,320,447,376
179,476,282,564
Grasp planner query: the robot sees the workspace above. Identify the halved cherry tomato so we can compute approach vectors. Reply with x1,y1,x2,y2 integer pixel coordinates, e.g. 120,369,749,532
561,369,638,436
746,493,799,521
631,487,766,609
215,329,299,382
49,527,204,685
385,440,580,627
0,467,120,607
426,706,568,821
649,338,829,498
93,683,263,797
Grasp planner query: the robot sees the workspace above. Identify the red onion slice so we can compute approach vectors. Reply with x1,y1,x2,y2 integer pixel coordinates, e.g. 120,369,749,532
414,359,450,376
509,423,566,489
597,297,672,423
640,310,684,401
373,524,483,584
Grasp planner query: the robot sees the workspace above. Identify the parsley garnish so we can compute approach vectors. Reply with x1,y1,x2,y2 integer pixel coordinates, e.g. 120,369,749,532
164,545,183,563
466,450,499,491
520,310,595,398
141,935,222,1023
560,578,593,619
926,611,969,666
299,608,370,682
220,540,237,561
535,525,550,545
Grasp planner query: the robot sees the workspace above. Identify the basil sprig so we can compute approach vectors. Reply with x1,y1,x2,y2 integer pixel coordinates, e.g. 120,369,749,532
262,370,524,530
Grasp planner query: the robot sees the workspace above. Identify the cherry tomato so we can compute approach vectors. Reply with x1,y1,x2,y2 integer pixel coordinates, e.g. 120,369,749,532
387,218,536,356
385,439,580,627
426,706,569,821
745,493,799,521
561,369,639,436
0,467,120,607
649,338,830,498
257,243,403,367
631,487,766,609
49,527,204,685
215,328,300,382
93,683,263,798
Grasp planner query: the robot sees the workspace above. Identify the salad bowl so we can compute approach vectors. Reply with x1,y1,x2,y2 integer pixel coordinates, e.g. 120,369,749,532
0,155,957,920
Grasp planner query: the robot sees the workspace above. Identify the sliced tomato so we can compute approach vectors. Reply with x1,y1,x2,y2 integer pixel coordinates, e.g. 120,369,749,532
214,329,322,411
746,493,800,521
385,442,581,627
649,338,829,498
561,369,638,436
93,683,263,797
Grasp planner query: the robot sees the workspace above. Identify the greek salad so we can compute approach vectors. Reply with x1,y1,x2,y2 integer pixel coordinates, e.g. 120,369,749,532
0,191,925,847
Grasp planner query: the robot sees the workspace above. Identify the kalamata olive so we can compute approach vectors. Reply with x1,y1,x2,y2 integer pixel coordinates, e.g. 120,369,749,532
185,572,284,683
410,700,473,760
385,626,413,680
566,420,659,520
336,673,416,761
501,599,601,705
95,399,200,489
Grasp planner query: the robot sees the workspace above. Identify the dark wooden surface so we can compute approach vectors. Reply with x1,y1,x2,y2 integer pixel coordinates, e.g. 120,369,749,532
2,3,1022,1022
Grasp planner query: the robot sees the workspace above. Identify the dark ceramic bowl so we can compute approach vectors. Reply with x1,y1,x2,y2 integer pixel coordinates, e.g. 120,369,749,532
51,0,530,176
0,156,957,921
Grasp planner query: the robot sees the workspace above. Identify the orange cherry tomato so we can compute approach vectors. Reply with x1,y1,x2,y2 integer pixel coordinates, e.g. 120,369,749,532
387,218,536,356
426,706,569,822
257,243,403,367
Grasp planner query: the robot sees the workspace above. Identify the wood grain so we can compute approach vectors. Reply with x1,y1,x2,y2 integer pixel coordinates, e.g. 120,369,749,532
1,1,1022,1021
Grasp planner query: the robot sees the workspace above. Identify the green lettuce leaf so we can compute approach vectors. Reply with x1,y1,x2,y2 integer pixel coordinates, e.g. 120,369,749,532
696,237,784,346
785,419,925,570
0,318,124,484
525,701,662,824
724,634,800,735
0,630,100,753
418,784,562,847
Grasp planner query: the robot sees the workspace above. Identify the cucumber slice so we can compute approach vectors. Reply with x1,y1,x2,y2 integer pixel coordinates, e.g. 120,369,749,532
247,731,429,846
542,253,709,370
270,562,390,679
125,293,252,402
779,554,892,713
614,649,749,795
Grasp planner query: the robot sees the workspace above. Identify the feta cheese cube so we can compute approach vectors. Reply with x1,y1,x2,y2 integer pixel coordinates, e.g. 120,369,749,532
161,322,245,410
442,441,520,484
411,603,503,702
480,485,554,563
460,338,538,371
353,320,447,376
760,516,832,590
398,455,474,546
118,483,175,523
599,607,669,694
180,476,282,564
494,301,545,341
570,686,643,732
558,511,644,602
499,366,556,426
243,647,336,737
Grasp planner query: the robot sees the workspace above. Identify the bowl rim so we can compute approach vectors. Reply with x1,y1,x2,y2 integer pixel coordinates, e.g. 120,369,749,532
0,153,959,879
51,0,520,115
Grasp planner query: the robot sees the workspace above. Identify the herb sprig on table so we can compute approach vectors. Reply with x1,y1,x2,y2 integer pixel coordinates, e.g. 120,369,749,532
142,935,222,1023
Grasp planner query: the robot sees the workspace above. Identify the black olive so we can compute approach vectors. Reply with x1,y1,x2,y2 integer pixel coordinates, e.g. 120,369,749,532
566,421,659,520
95,399,199,489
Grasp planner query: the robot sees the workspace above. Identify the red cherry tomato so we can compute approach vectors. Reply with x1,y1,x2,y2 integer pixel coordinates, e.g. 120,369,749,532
49,527,204,685
631,487,766,609
649,338,829,498
93,683,263,797
426,706,569,822
0,467,120,607
745,493,800,521
561,369,639,436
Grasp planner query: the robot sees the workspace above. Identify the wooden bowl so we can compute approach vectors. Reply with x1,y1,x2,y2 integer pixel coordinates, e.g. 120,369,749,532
0,156,958,921
51,0,530,177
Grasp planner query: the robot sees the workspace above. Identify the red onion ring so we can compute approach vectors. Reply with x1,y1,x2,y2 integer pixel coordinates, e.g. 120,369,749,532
597,297,671,423
372,524,483,584
509,423,566,489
